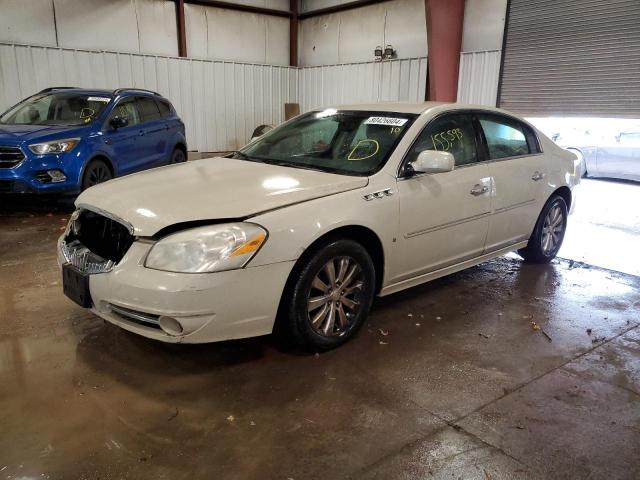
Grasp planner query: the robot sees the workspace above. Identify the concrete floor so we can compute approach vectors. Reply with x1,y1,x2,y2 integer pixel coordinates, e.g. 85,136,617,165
1,196,639,480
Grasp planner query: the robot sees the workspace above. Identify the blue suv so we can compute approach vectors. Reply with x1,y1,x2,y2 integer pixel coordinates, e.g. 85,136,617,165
0,87,187,194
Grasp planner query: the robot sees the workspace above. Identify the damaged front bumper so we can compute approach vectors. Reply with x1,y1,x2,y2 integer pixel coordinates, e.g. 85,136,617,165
58,236,295,343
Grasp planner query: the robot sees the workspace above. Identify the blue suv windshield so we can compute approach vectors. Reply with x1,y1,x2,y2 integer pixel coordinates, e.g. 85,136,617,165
0,92,112,126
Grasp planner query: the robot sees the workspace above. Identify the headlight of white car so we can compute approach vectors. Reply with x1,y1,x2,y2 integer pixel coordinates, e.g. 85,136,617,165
144,223,267,273
28,138,80,154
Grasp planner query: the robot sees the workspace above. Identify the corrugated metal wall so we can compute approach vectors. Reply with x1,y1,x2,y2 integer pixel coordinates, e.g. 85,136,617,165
0,44,428,151
298,57,428,112
457,50,502,106
0,43,298,152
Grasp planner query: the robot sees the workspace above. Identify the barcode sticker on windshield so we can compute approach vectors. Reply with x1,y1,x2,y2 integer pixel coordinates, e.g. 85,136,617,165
87,96,111,103
364,116,408,127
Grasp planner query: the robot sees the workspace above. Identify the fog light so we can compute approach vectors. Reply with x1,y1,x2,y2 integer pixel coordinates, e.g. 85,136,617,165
47,170,66,183
159,316,184,336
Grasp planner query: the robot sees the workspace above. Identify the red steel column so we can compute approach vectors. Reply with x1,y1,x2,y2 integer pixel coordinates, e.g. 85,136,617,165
290,0,299,67
176,0,187,58
425,0,465,101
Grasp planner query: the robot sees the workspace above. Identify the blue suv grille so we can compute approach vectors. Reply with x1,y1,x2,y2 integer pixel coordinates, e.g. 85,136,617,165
0,146,25,168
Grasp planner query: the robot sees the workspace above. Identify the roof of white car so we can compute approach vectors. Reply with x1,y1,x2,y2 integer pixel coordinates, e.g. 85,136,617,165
327,101,504,115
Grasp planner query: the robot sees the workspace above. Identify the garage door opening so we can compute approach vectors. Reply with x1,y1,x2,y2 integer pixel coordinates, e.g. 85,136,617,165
528,116,640,277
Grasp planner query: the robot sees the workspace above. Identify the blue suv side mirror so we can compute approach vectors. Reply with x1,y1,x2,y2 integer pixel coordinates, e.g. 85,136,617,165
109,116,129,129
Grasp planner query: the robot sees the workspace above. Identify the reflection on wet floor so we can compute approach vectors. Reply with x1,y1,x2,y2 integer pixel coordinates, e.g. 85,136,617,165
1,197,639,479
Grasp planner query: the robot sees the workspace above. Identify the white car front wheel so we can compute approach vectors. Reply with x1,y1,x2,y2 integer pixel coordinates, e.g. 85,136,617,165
285,239,376,351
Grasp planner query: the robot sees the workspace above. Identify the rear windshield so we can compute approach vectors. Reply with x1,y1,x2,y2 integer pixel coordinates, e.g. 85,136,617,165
0,92,112,126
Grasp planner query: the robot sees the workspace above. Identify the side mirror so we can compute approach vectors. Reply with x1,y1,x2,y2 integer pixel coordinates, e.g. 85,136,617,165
408,150,455,175
250,124,274,142
110,116,129,129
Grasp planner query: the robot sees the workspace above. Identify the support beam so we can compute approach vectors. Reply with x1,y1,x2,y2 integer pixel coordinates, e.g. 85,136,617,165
495,0,512,107
290,0,298,66
184,0,292,18
425,0,465,102
298,0,391,20
176,0,187,57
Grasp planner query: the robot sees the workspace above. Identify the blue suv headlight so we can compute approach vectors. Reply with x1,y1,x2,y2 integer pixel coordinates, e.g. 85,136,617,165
28,138,80,155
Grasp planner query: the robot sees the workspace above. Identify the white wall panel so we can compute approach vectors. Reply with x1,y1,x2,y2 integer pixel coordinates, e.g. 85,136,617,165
298,57,427,112
54,0,141,53
333,4,386,64
457,50,501,106
136,0,180,57
299,0,427,66
0,43,298,152
0,45,426,151
0,0,57,46
298,16,341,66
1,0,177,57
223,0,289,10
384,0,429,59
185,4,289,65
461,0,507,53
265,16,290,66
300,0,349,12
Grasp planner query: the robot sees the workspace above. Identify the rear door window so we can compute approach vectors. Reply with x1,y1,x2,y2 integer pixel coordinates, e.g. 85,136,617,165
136,97,162,123
478,114,532,159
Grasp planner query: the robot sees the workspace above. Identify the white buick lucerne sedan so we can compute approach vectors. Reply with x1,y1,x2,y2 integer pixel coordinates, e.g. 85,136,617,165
58,102,580,350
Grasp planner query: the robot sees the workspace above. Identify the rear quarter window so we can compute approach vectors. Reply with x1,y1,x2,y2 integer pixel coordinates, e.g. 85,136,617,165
157,100,172,118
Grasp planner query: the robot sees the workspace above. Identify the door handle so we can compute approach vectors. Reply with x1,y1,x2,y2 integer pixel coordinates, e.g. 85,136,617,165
532,171,545,181
470,184,489,196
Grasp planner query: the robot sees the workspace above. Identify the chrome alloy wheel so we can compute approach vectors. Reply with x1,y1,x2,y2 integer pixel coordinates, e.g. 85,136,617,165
307,256,364,337
541,204,564,255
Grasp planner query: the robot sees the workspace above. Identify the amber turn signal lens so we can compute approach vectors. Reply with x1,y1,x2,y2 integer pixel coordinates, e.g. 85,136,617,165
230,233,267,257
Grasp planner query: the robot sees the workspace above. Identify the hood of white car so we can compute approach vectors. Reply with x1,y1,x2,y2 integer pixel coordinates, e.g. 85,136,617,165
76,157,369,236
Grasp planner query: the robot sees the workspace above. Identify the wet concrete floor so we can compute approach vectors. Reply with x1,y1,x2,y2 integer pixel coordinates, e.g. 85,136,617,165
1,198,639,479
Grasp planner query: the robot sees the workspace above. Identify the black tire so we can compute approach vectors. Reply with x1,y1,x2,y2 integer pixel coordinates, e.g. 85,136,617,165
518,195,568,263
170,148,186,164
285,239,376,351
81,159,112,191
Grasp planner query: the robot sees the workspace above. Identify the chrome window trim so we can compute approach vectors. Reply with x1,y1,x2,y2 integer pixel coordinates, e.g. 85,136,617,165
395,108,545,179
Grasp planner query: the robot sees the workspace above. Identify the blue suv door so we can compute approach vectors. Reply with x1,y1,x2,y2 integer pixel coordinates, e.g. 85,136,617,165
135,96,169,168
103,97,142,175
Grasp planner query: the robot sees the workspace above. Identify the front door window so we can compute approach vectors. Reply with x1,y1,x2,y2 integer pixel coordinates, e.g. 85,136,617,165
406,113,478,167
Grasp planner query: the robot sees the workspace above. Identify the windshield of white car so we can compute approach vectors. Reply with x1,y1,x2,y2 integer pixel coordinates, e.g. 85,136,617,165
0,93,112,126
235,110,417,176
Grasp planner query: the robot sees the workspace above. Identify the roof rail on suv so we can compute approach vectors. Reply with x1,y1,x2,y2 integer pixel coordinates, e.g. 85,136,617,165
113,88,160,96
38,87,77,93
